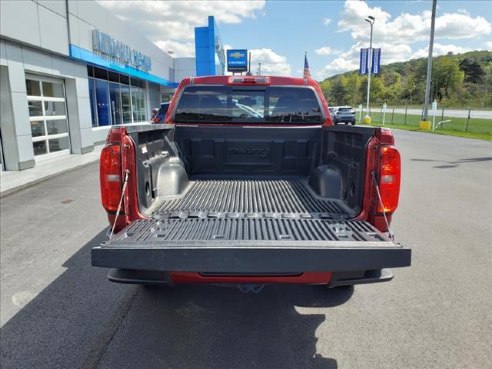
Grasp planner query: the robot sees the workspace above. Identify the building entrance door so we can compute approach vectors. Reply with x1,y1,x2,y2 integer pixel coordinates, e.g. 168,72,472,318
26,75,70,161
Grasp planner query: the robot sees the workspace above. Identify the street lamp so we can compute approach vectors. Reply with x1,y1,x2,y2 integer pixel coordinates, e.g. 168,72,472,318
364,15,375,124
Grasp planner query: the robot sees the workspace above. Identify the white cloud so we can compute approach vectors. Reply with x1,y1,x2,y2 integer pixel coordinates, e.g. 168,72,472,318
317,41,473,79
484,41,492,50
249,48,291,76
337,0,491,45
457,9,470,16
97,1,265,56
315,46,334,56
411,43,472,59
323,18,332,26
155,40,195,57
317,41,413,79
316,0,492,79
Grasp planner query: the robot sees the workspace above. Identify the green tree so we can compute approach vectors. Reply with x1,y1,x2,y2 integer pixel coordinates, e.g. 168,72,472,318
330,77,348,106
359,76,385,104
344,73,362,105
459,58,486,84
431,57,464,102
318,50,492,108
319,79,332,102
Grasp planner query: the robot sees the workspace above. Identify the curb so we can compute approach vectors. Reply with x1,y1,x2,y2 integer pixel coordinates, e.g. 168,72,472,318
0,160,99,199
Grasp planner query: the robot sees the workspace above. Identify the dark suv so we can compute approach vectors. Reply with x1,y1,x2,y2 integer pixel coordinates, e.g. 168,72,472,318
332,106,356,125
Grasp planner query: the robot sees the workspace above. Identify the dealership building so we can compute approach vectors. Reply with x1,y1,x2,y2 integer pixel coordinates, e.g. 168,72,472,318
0,0,225,171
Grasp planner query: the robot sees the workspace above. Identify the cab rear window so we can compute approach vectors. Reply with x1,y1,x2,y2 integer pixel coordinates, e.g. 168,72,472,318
173,86,323,124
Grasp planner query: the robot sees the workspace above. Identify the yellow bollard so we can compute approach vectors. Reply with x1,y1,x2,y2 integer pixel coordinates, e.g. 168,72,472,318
362,115,372,125
419,120,431,130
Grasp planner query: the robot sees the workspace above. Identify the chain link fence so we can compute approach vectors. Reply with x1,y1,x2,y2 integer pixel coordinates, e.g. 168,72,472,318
358,105,492,135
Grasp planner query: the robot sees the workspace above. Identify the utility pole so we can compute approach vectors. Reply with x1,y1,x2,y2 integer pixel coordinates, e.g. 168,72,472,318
257,62,262,76
420,0,437,129
246,52,252,76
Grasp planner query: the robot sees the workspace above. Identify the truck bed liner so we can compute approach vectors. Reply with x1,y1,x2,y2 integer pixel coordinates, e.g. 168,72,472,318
113,218,385,242
152,179,350,219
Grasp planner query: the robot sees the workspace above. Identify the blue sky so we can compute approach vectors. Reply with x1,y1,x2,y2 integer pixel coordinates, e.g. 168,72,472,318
99,0,492,79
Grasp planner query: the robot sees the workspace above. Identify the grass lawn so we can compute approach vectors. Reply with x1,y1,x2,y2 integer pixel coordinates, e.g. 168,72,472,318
362,111,492,141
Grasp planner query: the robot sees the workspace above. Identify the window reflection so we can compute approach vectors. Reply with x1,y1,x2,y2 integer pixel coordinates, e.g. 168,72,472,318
88,67,147,126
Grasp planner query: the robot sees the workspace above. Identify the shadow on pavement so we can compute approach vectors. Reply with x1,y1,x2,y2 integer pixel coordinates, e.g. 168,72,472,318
1,230,353,369
96,283,352,369
0,230,135,369
411,156,492,169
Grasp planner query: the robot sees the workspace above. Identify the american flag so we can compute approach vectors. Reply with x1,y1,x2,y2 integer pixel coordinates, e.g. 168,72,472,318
303,52,311,79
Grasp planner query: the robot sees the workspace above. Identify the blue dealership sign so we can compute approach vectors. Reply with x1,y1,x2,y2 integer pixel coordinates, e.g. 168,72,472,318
227,49,248,72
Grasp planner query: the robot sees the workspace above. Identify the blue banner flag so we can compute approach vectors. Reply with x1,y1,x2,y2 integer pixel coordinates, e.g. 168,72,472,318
359,48,368,75
372,48,381,74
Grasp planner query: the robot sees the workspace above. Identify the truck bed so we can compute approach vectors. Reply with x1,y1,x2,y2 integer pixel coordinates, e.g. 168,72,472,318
95,177,409,274
92,124,411,275
151,178,351,220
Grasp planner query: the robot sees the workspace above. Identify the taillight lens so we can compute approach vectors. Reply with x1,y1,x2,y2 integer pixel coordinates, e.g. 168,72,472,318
100,144,122,213
378,146,401,213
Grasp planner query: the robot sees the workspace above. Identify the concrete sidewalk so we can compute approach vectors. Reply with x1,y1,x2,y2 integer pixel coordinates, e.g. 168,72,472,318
0,145,103,198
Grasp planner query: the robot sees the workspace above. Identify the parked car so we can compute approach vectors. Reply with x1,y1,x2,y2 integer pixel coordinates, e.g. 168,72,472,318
152,102,170,123
331,106,356,125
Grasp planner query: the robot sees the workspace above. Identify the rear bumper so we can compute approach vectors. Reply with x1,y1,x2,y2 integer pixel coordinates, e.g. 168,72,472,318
92,240,411,274
328,268,394,287
334,116,356,123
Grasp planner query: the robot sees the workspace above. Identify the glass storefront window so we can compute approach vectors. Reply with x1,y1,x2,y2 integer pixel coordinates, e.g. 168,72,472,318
95,79,110,126
31,121,46,137
48,136,70,153
44,101,66,116
42,82,64,98
121,84,132,123
131,87,138,122
88,79,97,127
33,141,47,155
26,79,41,96
28,101,43,117
88,67,148,126
46,119,68,135
109,83,122,125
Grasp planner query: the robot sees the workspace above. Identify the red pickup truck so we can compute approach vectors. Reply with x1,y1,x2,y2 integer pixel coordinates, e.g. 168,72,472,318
92,75,411,288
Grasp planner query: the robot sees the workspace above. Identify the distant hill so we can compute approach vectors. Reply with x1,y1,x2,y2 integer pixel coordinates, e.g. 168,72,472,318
318,50,492,108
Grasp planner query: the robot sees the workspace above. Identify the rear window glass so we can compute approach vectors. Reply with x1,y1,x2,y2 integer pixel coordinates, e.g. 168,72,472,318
173,86,323,124
338,107,354,112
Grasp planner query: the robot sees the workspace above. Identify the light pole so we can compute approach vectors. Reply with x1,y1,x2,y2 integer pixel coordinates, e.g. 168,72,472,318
420,0,437,130
364,15,375,124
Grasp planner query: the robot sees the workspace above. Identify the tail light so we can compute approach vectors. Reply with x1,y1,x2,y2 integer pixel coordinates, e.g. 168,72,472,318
100,144,122,213
378,146,401,214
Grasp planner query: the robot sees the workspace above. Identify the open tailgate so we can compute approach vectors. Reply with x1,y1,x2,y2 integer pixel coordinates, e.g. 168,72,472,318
92,218,411,273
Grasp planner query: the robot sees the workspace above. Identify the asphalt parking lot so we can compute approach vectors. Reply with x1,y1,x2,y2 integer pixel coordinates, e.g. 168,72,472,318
1,130,491,369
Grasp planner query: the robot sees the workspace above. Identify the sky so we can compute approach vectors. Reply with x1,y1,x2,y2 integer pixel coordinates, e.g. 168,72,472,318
97,0,492,80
